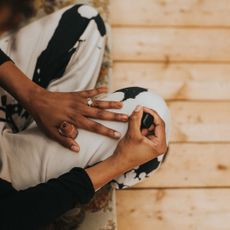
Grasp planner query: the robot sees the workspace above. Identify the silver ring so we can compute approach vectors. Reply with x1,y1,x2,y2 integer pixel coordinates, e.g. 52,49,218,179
87,97,94,107
58,127,65,136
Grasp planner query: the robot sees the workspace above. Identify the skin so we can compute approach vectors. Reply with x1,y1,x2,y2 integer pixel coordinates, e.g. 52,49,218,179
0,61,128,152
0,2,167,193
86,105,167,190
0,3,129,152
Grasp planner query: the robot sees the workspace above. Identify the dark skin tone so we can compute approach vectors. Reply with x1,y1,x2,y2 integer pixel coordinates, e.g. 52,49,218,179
0,3,129,152
0,1,129,152
0,1,167,190
0,61,128,152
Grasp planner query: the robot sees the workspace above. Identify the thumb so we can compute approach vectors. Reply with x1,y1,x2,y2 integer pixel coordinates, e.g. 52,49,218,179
50,127,80,153
127,105,143,135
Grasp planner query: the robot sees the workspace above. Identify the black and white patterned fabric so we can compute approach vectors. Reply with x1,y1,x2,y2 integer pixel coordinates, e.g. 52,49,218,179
0,5,170,190
0,4,106,133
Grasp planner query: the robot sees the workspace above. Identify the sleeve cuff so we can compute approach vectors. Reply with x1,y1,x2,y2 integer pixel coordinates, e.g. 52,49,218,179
59,167,95,204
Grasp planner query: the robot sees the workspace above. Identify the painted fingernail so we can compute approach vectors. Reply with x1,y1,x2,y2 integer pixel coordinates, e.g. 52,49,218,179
114,131,121,138
135,105,142,112
71,145,80,152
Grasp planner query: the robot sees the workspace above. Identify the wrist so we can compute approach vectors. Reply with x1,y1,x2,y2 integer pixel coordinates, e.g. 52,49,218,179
0,61,44,111
21,82,45,113
85,155,129,191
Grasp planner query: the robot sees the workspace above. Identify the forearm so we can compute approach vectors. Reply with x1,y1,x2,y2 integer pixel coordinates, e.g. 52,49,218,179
0,61,43,110
0,168,94,230
86,155,128,191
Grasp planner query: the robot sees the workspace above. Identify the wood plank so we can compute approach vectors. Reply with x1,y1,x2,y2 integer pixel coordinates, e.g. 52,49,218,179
112,62,230,100
112,28,230,62
110,0,230,27
169,102,230,142
134,143,230,188
116,189,230,230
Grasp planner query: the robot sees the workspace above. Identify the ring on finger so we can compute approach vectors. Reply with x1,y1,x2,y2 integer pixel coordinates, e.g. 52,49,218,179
87,97,94,107
58,121,78,138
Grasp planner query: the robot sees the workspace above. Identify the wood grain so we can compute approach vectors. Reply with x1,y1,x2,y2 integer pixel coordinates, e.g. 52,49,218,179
116,189,230,230
110,0,230,27
112,62,230,100
112,28,230,62
111,1,230,229
169,102,230,142
134,143,230,188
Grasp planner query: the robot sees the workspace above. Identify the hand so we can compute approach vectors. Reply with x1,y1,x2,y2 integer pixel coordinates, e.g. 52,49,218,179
86,106,167,190
28,87,128,152
0,62,128,152
113,105,167,172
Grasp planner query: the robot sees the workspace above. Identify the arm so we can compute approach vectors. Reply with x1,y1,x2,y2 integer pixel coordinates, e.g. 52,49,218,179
0,105,166,229
0,50,128,151
0,167,94,230
0,61,42,112
0,155,136,230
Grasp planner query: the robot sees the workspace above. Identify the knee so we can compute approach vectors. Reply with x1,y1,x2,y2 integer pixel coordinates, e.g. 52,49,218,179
113,86,170,144
74,4,106,36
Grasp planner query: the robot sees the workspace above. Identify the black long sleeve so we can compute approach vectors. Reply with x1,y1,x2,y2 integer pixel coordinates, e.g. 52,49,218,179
0,49,11,65
0,167,95,230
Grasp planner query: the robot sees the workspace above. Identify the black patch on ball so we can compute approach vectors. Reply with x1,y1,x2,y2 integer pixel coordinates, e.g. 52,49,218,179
134,158,160,180
115,87,147,101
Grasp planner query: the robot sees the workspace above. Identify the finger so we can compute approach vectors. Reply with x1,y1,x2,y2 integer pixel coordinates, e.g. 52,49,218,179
78,117,121,139
58,121,78,139
92,100,123,109
143,107,163,126
50,128,80,153
78,87,108,98
143,107,166,139
148,124,155,132
83,107,128,122
147,134,167,155
141,128,149,136
127,105,144,135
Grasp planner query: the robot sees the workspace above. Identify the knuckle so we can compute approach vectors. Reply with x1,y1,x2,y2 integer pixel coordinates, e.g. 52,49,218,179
126,133,133,140
93,101,98,107
107,102,112,107
95,89,101,95
108,129,115,137
111,102,118,107
95,110,105,118
139,137,146,144
91,122,101,132
115,113,122,120
130,114,137,121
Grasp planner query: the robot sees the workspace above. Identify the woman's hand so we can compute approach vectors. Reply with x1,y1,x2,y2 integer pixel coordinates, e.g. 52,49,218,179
29,87,128,152
86,105,167,190
0,62,128,152
113,105,167,172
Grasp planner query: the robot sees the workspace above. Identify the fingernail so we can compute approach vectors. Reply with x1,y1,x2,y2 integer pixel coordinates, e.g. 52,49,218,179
122,115,129,121
71,145,80,152
135,105,142,112
114,131,121,138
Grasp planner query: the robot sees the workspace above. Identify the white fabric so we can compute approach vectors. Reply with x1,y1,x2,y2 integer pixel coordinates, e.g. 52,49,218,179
0,4,105,183
0,5,171,191
0,89,170,190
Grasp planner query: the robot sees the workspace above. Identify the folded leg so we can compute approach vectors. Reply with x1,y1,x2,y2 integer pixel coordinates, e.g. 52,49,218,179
0,4,106,133
1,87,170,190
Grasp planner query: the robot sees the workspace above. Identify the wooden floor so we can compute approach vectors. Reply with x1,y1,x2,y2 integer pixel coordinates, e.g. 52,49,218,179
109,1,230,229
